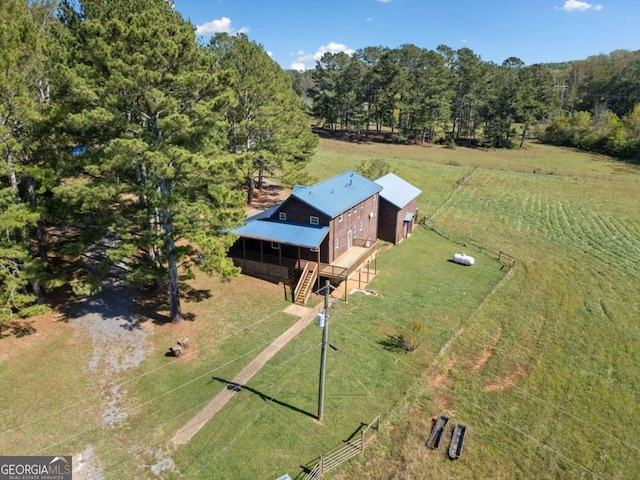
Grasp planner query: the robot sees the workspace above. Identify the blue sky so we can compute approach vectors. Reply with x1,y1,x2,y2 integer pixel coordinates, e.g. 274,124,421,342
173,0,640,70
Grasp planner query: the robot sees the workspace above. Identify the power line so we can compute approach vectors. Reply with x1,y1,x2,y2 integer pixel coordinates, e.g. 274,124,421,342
430,382,608,480
30,332,295,455
101,343,319,477
1,307,286,437
334,320,609,479
339,303,640,454
178,346,316,479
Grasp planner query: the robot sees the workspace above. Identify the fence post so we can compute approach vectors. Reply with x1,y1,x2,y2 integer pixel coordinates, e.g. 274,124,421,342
361,430,365,453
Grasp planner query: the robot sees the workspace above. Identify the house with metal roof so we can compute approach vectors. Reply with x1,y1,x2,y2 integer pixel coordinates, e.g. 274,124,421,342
375,173,422,245
229,171,383,304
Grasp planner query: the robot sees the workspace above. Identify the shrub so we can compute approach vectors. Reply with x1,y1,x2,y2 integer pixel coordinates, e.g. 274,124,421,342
399,319,427,352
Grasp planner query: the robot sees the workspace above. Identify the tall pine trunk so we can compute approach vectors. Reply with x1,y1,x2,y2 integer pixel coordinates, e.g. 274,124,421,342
160,178,182,324
27,177,44,303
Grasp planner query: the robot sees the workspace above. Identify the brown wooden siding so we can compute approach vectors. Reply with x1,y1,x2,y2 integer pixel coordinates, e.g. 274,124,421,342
328,193,378,263
267,192,380,264
378,198,417,244
275,197,331,225
233,192,380,266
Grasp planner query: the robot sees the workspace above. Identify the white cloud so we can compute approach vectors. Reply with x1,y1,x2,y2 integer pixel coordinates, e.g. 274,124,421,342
290,62,306,72
266,51,273,57
376,0,392,3
298,42,355,62
556,0,604,12
195,17,249,36
364,17,373,21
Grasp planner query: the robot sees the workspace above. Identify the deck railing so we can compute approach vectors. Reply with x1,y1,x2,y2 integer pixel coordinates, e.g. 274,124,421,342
293,261,310,302
229,239,378,281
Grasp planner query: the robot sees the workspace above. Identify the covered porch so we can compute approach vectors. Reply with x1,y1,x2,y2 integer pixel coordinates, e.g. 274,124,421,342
229,237,379,304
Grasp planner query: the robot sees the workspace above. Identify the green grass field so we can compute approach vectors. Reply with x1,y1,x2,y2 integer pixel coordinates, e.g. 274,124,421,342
0,138,638,479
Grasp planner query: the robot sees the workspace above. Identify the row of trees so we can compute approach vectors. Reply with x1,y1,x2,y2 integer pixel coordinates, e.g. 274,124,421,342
0,0,316,323
295,45,558,148
292,45,640,158
541,105,640,160
540,50,640,160
557,49,640,118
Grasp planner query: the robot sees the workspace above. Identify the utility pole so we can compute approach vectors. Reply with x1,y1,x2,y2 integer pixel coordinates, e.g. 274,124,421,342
555,79,568,118
317,279,330,423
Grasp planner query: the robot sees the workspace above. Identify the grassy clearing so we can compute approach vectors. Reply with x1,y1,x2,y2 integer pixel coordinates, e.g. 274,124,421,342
1,137,638,479
336,140,640,479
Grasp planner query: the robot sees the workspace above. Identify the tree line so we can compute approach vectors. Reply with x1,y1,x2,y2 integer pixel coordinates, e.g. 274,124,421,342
541,50,640,160
289,46,640,159
0,0,316,324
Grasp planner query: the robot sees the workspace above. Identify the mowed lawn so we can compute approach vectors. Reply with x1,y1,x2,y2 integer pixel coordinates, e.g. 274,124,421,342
1,136,638,479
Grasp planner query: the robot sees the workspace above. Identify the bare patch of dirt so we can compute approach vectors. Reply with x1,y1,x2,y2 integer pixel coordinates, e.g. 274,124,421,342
245,180,291,218
0,308,68,362
473,327,503,372
428,357,457,412
428,357,456,390
483,364,526,392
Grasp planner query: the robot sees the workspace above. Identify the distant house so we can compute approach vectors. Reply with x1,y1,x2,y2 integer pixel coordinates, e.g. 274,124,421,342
375,173,422,245
230,171,383,304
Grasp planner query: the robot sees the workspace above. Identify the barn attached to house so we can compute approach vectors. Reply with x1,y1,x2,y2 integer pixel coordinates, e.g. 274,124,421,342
229,171,382,305
375,173,422,245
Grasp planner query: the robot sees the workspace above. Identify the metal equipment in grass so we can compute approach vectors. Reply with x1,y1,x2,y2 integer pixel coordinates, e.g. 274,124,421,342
448,424,467,459
304,413,380,479
498,251,516,271
427,414,449,449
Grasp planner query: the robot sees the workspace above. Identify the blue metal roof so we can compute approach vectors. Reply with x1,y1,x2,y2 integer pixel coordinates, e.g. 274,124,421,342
234,220,329,248
245,205,279,222
375,173,422,209
292,170,382,218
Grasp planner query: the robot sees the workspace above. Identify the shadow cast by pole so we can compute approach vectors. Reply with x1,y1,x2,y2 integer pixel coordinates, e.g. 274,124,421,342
209,376,316,420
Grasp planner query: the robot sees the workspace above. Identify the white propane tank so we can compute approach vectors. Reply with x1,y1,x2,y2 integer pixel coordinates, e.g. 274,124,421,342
452,253,475,266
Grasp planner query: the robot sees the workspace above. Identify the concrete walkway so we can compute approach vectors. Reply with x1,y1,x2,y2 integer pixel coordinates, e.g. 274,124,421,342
172,302,322,446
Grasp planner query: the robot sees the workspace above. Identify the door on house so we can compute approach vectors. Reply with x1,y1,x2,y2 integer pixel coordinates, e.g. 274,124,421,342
403,221,409,238
347,229,353,249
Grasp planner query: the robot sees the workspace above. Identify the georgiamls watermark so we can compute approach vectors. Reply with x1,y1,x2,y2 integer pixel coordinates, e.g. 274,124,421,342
0,456,72,480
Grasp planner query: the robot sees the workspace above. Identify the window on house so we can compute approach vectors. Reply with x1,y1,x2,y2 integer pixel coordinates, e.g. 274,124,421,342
310,247,319,252
348,209,351,216
310,216,319,225
359,221,363,231
271,242,280,250
279,212,287,221
334,239,339,250
338,214,343,222
352,207,357,215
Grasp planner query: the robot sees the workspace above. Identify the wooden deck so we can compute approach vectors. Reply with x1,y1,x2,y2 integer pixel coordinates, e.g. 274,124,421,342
333,246,370,268
319,242,378,280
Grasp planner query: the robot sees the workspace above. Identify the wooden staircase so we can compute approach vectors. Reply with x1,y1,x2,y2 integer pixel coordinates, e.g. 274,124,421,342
294,262,318,305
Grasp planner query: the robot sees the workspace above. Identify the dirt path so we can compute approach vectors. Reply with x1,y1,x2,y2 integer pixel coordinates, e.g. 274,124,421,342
172,303,322,446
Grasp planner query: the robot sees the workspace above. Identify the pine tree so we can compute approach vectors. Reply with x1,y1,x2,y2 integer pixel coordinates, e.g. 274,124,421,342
58,0,246,323
209,33,317,200
0,0,57,320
